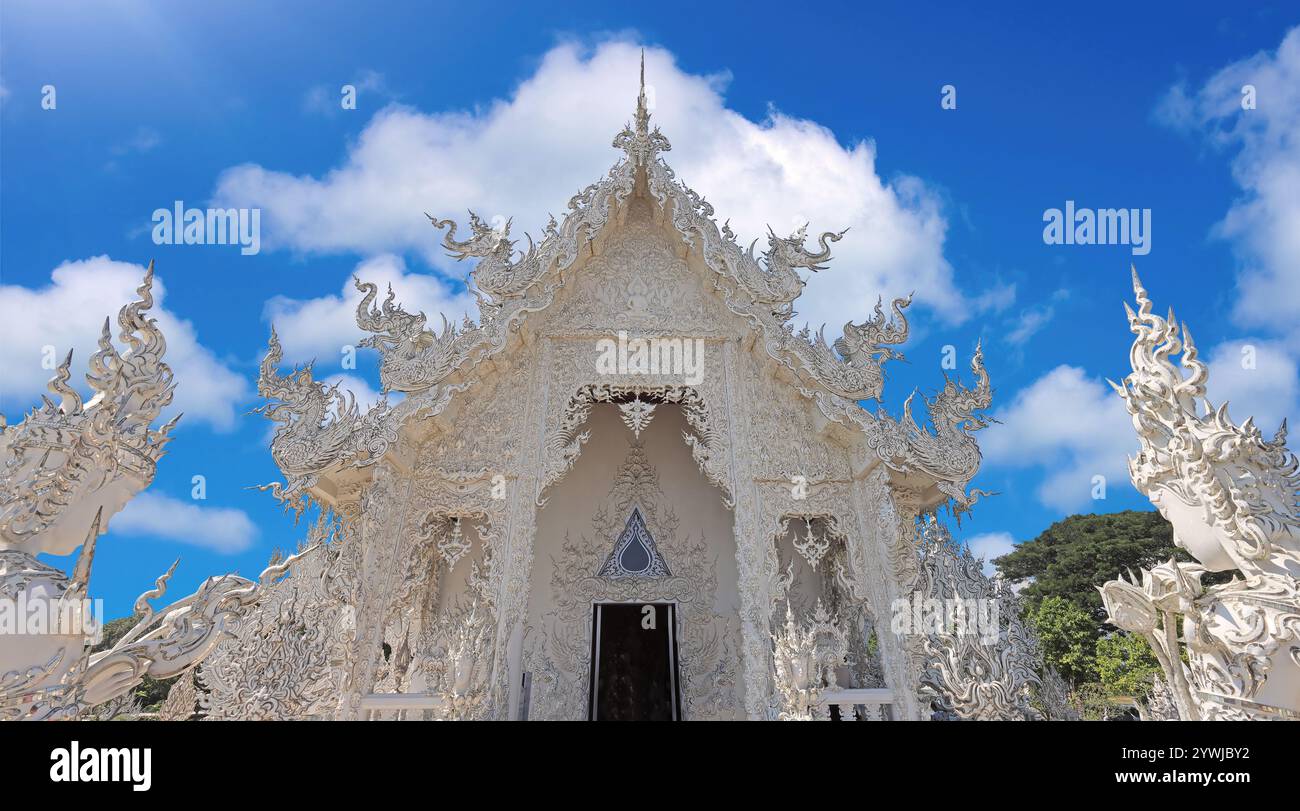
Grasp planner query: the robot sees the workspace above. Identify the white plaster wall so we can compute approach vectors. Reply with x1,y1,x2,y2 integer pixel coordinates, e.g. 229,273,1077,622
521,403,740,718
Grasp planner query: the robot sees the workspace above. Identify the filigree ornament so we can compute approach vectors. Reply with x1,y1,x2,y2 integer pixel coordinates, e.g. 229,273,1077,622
1101,270,1300,721
771,600,848,721
0,263,177,557
912,518,1043,721
439,518,471,568
1,512,314,721
782,515,839,571
410,552,500,721
255,329,398,517
197,516,353,721
617,396,658,438
414,513,476,569
539,384,733,508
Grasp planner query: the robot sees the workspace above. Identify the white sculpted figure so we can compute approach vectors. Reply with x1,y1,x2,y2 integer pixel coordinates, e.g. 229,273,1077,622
0,264,302,720
1100,268,1300,721
771,600,849,720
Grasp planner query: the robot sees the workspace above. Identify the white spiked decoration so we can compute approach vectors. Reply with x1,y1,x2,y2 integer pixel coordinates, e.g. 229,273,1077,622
1101,267,1300,720
0,263,309,720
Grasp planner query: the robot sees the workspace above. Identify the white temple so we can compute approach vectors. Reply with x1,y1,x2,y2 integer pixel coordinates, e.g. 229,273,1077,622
5,61,1294,723
219,59,1029,721
2,60,1114,722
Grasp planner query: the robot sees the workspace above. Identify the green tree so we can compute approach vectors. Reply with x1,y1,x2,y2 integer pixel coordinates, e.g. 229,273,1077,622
993,511,1181,635
1029,596,1099,685
1096,631,1161,699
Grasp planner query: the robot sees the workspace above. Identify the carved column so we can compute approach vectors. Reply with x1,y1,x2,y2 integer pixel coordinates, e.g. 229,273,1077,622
493,338,551,719
721,341,777,719
854,467,924,720
882,476,928,720
337,457,417,719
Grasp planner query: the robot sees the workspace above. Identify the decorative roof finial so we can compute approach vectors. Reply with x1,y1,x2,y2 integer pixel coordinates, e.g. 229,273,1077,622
635,47,650,135
613,48,671,164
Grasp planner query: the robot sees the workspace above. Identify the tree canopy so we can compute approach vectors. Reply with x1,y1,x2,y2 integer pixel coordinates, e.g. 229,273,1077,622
993,510,1182,634
992,510,1196,703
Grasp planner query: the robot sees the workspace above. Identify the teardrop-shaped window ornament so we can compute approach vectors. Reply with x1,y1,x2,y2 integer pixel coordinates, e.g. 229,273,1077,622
596,506,671,579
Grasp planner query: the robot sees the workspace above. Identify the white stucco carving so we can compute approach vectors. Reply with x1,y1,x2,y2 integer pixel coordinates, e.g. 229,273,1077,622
5,58,1039,722
1101,269,1300,721
0,267,297,720
911,518,1043,721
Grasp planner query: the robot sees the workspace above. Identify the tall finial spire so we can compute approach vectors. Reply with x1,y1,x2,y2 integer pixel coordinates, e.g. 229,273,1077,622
635,48,650,135
613,47,671,163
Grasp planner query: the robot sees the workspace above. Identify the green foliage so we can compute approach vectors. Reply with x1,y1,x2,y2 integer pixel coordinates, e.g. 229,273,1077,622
1029,596,1099,684
993,510,1180,634
1095,631,1161,699
92,615,138,651
1001,510,1217,714
1069,681,1136,721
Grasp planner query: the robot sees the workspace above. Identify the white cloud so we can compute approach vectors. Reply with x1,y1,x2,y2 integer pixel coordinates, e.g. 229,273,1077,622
1005,289,1068,347
982,342,1296,514
262,253,473,365
981,365,1134,512
216,39,1003,332
1006,307,1054,347
0,256,249,430
110,491,258,554
1157,26,1300,341
1205,338,1298,432
322,373,386,412
964,531,1016,576
111,126,161,156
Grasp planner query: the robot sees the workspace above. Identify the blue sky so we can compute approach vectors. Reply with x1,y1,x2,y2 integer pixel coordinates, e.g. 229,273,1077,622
3,1,1298,615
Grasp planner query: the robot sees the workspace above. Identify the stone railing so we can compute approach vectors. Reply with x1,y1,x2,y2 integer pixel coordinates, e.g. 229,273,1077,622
359,692,444,721
818,688,895,721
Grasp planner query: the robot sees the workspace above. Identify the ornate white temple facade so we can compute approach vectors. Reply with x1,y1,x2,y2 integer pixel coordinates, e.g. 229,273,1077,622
2,63,1051,722
235,64,1018,722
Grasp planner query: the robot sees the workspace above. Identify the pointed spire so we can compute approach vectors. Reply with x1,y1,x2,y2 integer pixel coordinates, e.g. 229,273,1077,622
612,47,671,163
635,47,650,135
69,507,104,595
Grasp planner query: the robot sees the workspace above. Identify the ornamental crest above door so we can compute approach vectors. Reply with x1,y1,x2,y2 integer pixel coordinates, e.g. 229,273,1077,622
596,506,672,579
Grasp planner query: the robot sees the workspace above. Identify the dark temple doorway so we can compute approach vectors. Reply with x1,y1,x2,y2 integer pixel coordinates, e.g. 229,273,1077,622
588,602,682,721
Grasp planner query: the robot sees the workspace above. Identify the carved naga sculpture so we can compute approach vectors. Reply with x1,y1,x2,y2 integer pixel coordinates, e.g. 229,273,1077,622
0,263,177,557
431,211,556,302
891,343,995,514
0,264,302,720
1100,268,1300,720
796,293,913,402
255,328,396,515
746,224,847,308
353,276,473,394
